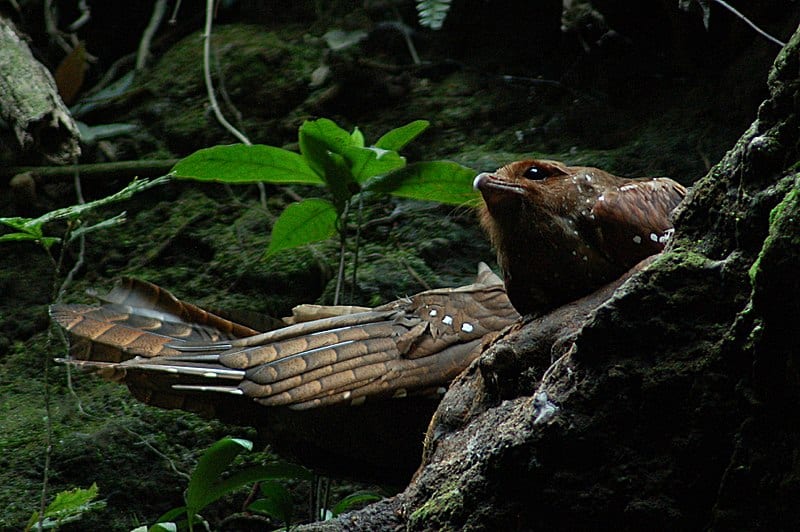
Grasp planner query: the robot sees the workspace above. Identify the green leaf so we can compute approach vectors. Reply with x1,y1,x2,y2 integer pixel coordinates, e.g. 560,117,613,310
0,232,44,243
363,161,479,205
0,216,37,232
147,506,196,532
186,460,312,518
154,506,188,524
45,483,100,517
185,437,253,513
350,126,365,148
172,145,322,185
147,524,177,532
266,199,338,257
24,511,39,532
374,120,429,151
298,131,357,210
343,145,406,183
331,491,382,517
248,481,294,526
298,118,354,175
25,483,106,530
300,118,354,152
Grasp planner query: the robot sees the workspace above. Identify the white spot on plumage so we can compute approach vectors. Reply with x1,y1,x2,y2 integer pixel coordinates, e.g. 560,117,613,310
442,315,453,326
437,387,447,395
598,194,605,202
429,309,438,317
633,235,642,244
650,233,658,242
461,322,474,333
620,184,637,192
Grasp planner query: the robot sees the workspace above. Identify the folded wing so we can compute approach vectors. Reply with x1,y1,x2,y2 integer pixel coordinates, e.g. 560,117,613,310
51,264,519,413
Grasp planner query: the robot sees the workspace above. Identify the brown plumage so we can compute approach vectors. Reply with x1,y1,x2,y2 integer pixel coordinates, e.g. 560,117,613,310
474,159,687,315
50,264,519,481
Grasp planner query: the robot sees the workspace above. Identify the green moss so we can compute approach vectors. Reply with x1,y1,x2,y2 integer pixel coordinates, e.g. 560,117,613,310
748,177,800,286
652,247,716,273
408,479,465,527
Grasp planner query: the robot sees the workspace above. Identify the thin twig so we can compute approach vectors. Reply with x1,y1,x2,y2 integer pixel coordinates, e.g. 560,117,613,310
201,0,268,207
712,0,786,47
43,0,73,53
402,257,431,291
57,171,86,302
136,0,168,70
202,0,250,145
388,10,421,64
67,0,91,31
38,163,86,530
169,0,184,25
125,425,191,481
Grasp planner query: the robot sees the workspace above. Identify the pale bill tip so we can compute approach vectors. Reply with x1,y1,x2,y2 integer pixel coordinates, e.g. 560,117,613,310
473,173,490,191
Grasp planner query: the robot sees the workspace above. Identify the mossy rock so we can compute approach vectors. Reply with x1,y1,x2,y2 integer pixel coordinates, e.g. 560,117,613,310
140,24,324,153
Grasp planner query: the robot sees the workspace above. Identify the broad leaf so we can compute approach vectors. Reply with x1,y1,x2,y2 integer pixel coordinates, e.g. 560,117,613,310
363,161,479,205
0,232,42,243
185,437,253,513
248,482,294,526
298,118,355,175
331,491,382,517
265,199,338,257
0,216,38,232
374,120,429,151
343,145,407,183
299,131,358,210
44,483,100,517
172,145,322,185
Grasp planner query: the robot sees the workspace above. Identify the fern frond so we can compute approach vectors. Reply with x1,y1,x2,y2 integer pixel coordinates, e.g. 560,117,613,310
416,0,452,31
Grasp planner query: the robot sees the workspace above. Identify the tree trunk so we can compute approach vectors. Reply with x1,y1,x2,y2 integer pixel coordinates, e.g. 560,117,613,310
299,24,800,531
0,15,80,165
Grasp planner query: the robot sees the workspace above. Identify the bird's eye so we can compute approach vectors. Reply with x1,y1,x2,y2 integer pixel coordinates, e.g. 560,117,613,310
522,166,545,180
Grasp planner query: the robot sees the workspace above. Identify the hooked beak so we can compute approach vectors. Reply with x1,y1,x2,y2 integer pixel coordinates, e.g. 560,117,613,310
473,172,525,214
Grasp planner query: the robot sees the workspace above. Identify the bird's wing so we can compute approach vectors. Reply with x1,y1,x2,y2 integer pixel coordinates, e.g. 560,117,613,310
590,178,687,266
52,263,518,411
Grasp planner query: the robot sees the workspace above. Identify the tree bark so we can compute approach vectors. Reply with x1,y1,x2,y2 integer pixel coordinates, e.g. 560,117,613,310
0,15,80,164
298,24,800,531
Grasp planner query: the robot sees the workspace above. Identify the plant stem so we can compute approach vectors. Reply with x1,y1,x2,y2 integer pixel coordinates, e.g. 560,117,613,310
350,195,364,304
333,202,350,306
